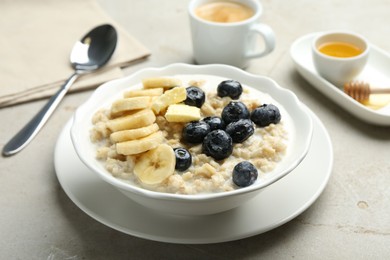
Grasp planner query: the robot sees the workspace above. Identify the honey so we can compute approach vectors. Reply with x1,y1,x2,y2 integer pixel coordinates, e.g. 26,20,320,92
318,42,363,58
362,94,390,110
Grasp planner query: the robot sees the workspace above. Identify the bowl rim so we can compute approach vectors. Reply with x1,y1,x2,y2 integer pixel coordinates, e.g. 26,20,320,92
71,63,313,202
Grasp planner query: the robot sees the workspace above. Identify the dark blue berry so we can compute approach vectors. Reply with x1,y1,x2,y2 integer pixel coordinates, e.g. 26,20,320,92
225,119,254,143
217,80,243,99
202,116,225,131
221,101,250,125
232,161,258,187
184,86,206,108
202,130,233,160
182,121,210,143
251,104,281,127
174,147,192,171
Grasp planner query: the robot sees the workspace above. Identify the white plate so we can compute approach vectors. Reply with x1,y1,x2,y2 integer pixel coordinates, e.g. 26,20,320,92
291,33,390,125
54,107,333,244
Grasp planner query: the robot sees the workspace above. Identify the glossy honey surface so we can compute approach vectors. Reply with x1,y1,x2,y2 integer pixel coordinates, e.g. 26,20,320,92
318,42,363,58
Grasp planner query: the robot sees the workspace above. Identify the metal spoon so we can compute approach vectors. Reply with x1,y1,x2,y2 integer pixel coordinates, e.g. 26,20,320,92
2,24,117,156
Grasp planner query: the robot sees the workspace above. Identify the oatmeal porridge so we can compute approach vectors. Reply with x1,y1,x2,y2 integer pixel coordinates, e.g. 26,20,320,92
90,75,289,194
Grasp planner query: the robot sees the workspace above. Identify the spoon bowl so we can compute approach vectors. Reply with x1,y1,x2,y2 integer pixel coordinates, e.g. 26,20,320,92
72,24,117,71
2,24,117,157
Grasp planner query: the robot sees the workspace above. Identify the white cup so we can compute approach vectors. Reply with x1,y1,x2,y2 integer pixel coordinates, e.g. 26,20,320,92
188,0,275,68
312,31,369,87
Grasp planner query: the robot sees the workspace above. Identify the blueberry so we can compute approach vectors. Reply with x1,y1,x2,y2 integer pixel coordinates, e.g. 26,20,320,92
221,101,250,125
174,147,192,171
217,80,243,99
225,119,254,143
182,121,210,143
202,130,233,160
202,116,225,131
184,86,205,108
251,104,281,127
232,161,258,187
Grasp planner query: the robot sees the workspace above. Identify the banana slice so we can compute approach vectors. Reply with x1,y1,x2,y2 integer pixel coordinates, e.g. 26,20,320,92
124,88,164,98
134,144,175,185
116,131,163,155
151,86,187,114
110,123,159,143
111,96,152,115
142,77,182,89
106,109,156,132
165,104,201,122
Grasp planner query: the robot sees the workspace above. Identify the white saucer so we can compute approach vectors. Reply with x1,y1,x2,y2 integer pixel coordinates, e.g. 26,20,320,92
54,108,333,244
291,32,390,126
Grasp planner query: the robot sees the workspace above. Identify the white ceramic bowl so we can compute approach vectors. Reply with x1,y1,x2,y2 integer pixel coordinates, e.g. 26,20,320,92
71,63,313,216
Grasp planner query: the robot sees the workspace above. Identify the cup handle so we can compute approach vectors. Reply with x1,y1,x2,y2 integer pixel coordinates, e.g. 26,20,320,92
245,23,275,59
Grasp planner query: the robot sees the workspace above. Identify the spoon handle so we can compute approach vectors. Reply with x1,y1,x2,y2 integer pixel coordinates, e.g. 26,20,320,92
2,72,79,156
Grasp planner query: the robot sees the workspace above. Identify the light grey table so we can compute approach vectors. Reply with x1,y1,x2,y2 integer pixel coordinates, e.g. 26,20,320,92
1,0,389,259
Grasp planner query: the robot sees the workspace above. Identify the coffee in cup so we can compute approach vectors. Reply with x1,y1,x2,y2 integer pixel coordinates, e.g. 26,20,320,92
188,0,275,68
195,1,254,23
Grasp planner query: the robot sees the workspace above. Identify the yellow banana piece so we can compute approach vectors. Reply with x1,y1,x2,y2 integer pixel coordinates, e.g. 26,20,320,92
111,96,152,115
106,109,156,132
142,77,181,89
165,104,201,122
133,144,175,185
116,131,163,155
151,87,187,114
123,88,164,98
110,123,159,143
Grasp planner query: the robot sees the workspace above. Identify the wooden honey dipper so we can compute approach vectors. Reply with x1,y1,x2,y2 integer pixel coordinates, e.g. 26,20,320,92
343,81,390,102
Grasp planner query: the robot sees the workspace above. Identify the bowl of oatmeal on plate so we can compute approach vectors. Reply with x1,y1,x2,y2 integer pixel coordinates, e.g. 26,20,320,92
71,63,313,216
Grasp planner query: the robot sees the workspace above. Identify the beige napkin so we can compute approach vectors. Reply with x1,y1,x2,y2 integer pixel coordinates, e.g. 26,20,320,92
0,0,150,107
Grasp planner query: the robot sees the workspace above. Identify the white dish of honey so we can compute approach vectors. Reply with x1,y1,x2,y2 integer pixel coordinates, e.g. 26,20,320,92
291,32,390,126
